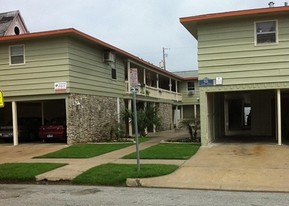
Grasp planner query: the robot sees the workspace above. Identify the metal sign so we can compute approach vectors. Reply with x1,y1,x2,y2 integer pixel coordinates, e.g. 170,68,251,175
0,91,4,108
199,77,214,86
54,82,67,92
130,68,138,88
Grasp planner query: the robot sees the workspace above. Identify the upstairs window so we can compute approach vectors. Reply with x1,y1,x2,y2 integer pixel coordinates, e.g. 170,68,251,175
111,62,117,80
187,81,195,91
10,45,25,65
255,20,277,45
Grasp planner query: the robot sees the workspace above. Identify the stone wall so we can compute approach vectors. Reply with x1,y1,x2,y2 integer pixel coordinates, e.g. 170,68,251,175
157,103,173,131
67,94,125,144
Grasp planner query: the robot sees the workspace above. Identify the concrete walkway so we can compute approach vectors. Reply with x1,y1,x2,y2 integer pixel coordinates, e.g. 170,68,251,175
2,131,289,192
32,130,186,181
135,143,289,192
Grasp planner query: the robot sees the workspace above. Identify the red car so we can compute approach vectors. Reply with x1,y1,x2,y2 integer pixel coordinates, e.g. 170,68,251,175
39,117,66,142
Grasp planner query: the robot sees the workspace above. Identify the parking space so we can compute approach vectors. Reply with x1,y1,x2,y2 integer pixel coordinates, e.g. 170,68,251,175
0,99,67,144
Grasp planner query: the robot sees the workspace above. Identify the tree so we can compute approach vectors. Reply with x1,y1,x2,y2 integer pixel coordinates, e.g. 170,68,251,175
122,103,161,137
179,117,200,142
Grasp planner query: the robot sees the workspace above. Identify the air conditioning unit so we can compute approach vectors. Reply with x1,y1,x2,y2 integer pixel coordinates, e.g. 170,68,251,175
103,51,115,63
187,90,195,95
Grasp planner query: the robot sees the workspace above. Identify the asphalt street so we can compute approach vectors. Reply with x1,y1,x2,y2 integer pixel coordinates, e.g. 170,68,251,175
1,184,289,206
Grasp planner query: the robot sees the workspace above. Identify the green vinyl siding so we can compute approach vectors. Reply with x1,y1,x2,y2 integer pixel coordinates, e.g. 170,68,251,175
179,80,199,105
0,38,70,97
67,39,125,97
198,15,289,87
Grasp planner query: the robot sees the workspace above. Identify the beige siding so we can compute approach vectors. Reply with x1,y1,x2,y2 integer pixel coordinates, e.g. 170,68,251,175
198,15,289,86
67,39,125,97
0,38,70,97
179,80,200,105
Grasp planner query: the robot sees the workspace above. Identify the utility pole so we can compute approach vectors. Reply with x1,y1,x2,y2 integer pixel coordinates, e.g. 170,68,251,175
162,47,169,70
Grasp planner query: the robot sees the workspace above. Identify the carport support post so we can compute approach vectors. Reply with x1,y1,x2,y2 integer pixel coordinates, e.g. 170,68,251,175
277,89,282,145
12,101,18,146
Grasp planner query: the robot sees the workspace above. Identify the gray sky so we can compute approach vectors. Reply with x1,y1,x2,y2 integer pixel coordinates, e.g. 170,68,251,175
1,0,286,71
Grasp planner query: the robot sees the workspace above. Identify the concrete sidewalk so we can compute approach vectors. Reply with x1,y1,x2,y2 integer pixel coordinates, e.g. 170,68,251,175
133,143,289,192
33,130,187,181
2,130,289,192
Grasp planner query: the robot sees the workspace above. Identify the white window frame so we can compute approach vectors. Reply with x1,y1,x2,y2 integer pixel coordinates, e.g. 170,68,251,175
111,61,117,80
254,20,278,46
187,81,195,91
9,45,25,65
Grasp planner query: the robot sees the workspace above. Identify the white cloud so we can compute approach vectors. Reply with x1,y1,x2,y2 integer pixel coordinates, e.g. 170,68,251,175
1,0,287,71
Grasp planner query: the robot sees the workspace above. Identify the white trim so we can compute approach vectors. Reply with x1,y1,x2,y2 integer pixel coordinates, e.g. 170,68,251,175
254,20,278,46
12,101,18,146
9,44,25,65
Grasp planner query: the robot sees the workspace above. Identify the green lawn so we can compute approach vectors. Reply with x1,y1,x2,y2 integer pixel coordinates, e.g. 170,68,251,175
0,163,66,182
34,144,134,158
122,143,200,160
72,163,178,186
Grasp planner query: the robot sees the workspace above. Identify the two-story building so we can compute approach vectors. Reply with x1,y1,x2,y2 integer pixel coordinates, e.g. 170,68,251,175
181,5,289,145
0,11,200,145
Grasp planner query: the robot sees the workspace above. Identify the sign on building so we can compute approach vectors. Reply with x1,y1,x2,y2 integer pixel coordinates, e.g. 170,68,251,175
54,82,67,92
0,91,4,108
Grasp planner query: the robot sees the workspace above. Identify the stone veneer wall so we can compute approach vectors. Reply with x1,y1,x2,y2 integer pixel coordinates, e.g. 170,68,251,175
67,94,125,144
157,103,173,131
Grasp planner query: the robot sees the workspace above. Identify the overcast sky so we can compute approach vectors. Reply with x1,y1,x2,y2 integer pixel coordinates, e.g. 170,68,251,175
1,0,287,71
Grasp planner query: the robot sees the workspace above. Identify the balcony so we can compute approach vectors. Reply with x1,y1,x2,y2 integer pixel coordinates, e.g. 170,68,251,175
125,81,182,101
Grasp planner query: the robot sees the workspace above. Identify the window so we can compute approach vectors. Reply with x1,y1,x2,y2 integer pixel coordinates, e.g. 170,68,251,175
10,45,25,65
255,20,277,45
111,62,117,80
187,82,195,91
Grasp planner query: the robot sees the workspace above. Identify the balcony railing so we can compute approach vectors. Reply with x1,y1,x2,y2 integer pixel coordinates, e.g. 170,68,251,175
125,81,182,101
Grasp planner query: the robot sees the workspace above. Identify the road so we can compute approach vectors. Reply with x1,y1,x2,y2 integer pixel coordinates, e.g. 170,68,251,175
0,184,289,206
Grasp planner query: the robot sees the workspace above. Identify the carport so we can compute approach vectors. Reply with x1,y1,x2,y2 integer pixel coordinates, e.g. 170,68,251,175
203,89,287,145
0,99,67,145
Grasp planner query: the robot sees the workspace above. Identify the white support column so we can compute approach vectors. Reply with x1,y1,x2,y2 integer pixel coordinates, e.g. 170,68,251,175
153,102,156,133
194,104,197,119
181,106,184,119
127,61,131,93
12,101,18,146
169,78,172,91
128,99,133,136
156,74,159,89
117,97,120,124
277,89,282,145
143,69,146,85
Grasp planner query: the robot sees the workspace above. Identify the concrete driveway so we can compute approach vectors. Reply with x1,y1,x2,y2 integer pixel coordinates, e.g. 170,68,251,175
137,143,289,192
0,143,67,163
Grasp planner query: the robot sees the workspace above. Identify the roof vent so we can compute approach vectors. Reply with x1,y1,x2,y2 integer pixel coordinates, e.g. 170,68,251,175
268,1,275,7
285,2,288,6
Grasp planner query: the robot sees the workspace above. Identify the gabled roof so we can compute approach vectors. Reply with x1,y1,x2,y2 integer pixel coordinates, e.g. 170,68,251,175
0,28,195,80
180,6,289,39
0,10,28,36
172,70,198,80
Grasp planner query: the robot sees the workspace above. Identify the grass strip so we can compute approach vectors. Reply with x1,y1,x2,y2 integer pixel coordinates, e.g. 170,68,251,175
34,143,133,158
0,163,66,182
122,143,200,160
72,163,178,186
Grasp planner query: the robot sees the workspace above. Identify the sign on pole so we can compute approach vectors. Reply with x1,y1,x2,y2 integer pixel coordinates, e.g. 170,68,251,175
130,68,140,171
130,68,138,88
0,91,4,108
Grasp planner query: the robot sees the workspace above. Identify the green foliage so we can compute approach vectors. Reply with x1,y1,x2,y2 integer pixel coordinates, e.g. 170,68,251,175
123,143,200,160
0,163,66,182
72,163,178,186
179,117,201,142
34,144,133,158
122,103,161,136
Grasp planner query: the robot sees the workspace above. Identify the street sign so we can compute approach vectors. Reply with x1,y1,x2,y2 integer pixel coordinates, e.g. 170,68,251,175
130,68,138,88
0,91,4,108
